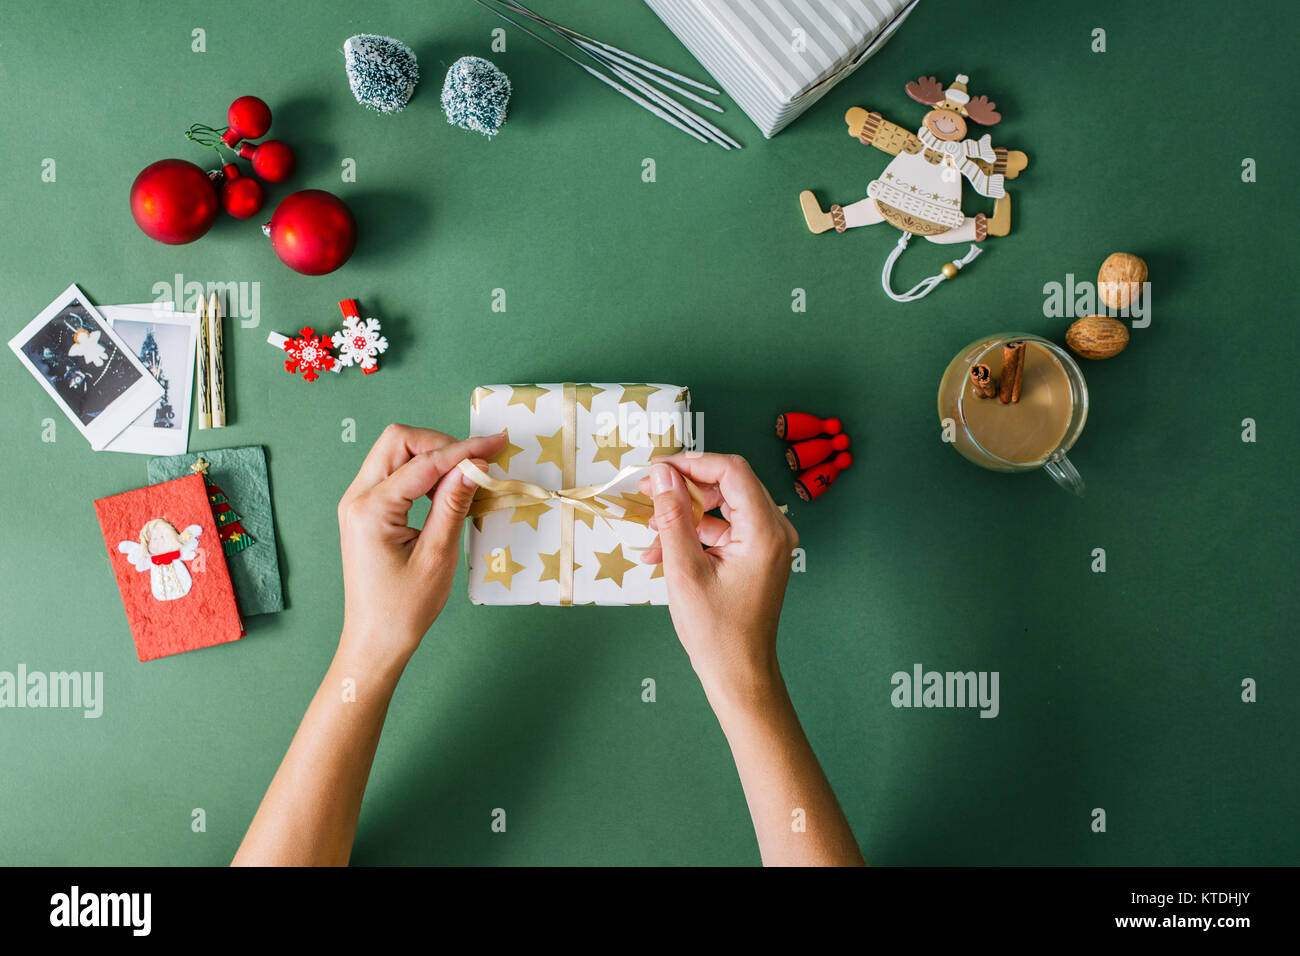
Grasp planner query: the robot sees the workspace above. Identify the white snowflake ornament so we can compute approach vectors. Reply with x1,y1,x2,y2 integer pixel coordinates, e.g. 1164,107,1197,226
331,299,388,375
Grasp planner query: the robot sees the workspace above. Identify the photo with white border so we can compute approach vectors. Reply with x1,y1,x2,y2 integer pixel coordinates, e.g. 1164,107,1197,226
7,284,163,450
101,302,197,456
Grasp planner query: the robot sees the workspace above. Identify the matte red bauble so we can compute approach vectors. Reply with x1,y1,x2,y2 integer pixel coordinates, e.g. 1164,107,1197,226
221,175,265,219
265,190,356,275
222,95,272,146
238,139,295,182
129,159,220,244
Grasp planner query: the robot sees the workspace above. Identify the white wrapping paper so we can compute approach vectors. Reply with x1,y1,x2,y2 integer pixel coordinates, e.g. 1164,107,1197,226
645,0,920,138
467,383,694,606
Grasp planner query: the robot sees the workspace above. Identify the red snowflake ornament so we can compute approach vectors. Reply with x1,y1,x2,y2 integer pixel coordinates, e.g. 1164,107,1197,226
281,327,335,382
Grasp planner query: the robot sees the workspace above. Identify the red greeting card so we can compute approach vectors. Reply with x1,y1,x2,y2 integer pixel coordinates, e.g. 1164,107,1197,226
94,474,244,661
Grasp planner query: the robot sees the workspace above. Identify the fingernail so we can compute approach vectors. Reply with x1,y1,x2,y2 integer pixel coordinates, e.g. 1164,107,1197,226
651,462,671,494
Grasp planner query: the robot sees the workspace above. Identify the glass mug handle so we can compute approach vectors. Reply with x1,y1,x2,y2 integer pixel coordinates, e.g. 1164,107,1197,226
1042,454,1085,497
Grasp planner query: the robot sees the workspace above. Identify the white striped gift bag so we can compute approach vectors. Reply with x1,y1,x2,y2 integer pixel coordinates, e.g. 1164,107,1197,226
645,0,920,138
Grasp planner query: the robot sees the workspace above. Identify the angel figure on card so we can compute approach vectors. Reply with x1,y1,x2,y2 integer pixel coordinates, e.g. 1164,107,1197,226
118,519,203,601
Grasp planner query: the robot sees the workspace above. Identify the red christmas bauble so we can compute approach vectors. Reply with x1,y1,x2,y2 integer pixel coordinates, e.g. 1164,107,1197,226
265,190,356,275
129,159,219,244
221,175,265,219
239,139,295,182
226,95,271,143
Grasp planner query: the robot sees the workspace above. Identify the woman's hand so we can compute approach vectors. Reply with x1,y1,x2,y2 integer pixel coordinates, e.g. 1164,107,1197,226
637,453,799,706
235,423,505,866
337,424,506,670
639,453,863,866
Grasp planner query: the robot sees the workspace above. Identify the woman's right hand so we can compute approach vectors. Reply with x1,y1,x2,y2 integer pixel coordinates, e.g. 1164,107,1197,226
637,453,799,706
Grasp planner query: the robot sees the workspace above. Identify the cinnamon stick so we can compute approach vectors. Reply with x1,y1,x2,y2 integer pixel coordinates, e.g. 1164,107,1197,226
969,363,996,399
999,341,1025,404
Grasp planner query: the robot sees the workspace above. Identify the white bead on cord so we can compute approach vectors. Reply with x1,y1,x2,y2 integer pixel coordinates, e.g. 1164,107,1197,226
881,232,983,303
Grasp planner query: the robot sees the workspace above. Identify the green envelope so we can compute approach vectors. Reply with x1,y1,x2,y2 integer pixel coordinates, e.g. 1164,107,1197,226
148,445,284,617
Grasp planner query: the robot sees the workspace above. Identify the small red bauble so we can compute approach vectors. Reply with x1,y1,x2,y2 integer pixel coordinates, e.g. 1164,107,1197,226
129,158,220,244
238,139,295,182
265,190,357,275
222,95,272,146
222,175,265,219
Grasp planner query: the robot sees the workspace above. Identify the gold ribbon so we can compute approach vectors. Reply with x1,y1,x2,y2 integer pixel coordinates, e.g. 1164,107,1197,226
461,383,702,605
459,458,661,528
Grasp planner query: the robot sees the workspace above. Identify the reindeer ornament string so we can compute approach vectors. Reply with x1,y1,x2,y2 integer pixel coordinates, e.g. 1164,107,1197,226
800,74,1029,302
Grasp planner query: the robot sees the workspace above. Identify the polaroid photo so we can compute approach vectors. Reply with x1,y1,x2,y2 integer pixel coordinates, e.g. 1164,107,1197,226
7,285,164,450
100,303,199,456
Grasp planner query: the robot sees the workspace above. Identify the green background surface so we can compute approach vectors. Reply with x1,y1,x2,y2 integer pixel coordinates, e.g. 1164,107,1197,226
1,0,1296,866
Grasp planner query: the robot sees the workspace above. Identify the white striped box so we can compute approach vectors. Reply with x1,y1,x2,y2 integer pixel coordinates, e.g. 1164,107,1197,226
645,0,920,138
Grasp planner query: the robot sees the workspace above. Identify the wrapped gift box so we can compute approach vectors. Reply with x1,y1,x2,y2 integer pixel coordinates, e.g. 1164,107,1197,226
467,383,694,606
645,0,919,138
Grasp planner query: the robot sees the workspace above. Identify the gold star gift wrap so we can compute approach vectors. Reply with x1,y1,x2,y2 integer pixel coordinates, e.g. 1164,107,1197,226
466,383,693,606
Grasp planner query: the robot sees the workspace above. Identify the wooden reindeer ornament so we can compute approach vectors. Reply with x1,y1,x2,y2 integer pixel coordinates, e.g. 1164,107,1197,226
799,74,1029,302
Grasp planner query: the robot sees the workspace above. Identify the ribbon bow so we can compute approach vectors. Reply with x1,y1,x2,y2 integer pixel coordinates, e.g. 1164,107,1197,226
458,457,705,605
457,459,703,530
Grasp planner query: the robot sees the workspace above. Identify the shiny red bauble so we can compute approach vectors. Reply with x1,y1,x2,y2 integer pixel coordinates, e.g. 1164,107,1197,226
129,159,220,244
265,190,356,275
221,173,265,219
238,139,295,182
222,95,272,146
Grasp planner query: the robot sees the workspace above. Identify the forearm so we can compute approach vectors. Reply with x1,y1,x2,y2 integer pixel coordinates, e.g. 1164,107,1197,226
705,671,865,867
232,638,406,866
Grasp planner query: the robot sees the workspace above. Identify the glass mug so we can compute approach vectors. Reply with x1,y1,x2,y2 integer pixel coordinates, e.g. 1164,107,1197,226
937,333,1089,496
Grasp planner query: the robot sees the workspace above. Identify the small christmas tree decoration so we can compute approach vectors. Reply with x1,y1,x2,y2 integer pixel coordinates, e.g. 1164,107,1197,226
190,457,255,555
441,56,511,137
344,34,420,114
331,299,388,375
799,73,1030,302
268,328,336,382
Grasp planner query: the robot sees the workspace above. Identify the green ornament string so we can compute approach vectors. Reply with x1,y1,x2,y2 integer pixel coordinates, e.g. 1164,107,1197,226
184,123,238,169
